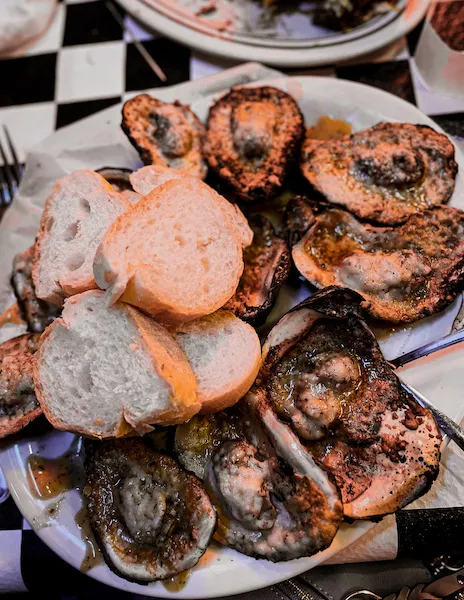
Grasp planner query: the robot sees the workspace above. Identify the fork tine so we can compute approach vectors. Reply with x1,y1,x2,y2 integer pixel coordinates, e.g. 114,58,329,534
0,138,14,202
3,126,21,184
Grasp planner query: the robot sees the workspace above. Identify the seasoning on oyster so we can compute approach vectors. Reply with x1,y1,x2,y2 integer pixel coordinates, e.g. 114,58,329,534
11,245,61,334
96,167,141,204
0,333,42,438
84,438,216,583
174,407,245,480
300,122,458,225
287,198,464,323
205,391,343,561
121,94,207,179
204,86,305,201
224,215,291,325
258,287,441,519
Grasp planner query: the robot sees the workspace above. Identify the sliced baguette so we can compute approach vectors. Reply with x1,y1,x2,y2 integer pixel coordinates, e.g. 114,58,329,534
174,310,261,414
33,170,131,306
94,177,252,325
130,166,253,248
33,290,199,438
130,164,185,196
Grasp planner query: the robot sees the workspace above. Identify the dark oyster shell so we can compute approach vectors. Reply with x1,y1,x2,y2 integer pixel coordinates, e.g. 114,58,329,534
96,167,141,204
224,215,291,325
174,393,343,562
300,123,458,225
11,245,60,334
286,197,464,323
259,286,441,519
0,333,42,438
96,167,133,193
204,86,305,201
121,94,207,179
84,438,216,583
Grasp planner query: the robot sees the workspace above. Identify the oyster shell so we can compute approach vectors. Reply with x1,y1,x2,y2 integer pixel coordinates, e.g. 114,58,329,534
259,287,441,519
286,197,464,323
11,245,60,334
224,215,291,325
121,94,207,179
300,123,458,225
84,438,216,583
204,86,305,201
204,392,343,561
96,167,141,204
0,333,42,438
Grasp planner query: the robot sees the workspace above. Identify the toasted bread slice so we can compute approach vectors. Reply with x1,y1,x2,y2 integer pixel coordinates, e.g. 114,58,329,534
0,333,42,438
94,177,253,325
33,290,199,439
32,170,131,306
175,311,261,414
130,166,253,248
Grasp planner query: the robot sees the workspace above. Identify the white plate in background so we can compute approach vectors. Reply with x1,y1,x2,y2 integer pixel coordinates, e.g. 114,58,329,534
116,0,429,67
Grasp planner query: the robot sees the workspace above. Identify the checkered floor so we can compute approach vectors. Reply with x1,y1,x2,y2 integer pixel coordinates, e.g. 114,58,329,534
0,0,464,596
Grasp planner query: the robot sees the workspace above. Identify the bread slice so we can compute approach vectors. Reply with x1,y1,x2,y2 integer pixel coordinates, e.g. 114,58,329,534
174,310,261,414
33,170,131,306
94,177,252,325
33,290,199,438
130,165,185,196
130,166,253,248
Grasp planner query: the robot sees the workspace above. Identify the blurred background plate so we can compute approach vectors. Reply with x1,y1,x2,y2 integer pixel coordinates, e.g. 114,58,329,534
116,0,429,66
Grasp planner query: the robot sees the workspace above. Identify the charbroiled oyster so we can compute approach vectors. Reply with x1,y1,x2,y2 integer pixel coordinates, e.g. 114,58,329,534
96,167,140,204
84,438,216,583
205,392,343,561
11,245,60,334
122,94,207,179
204,86,305,201
0,333,41,438
300,123,458,225
258,287,441,519
287,198,464,323
175,407,245,479
224,215,291,325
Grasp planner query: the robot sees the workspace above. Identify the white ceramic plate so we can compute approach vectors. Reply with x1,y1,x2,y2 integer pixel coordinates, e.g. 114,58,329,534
1,73,464,598
116,0,429,66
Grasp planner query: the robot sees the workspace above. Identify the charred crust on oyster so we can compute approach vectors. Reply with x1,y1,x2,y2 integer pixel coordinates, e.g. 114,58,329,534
84,438,216,583
11,245,61,334
258,287,441,520
300,122,458,225
121,94,207,179
224,215,291,325
204,86,305,201
0,333,42,438
286,197,464,323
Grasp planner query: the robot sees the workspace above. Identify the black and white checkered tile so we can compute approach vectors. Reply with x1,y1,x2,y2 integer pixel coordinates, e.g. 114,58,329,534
0,0,464,595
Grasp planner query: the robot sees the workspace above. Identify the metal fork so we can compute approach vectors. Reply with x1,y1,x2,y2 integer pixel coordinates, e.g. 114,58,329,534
0,125,22,210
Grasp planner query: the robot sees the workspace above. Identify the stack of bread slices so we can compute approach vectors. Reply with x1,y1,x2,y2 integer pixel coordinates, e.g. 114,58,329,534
32,167,261,438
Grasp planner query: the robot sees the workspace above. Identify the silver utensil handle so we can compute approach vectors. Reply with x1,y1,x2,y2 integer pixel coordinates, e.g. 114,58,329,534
391,329,464,369
399,378,464,452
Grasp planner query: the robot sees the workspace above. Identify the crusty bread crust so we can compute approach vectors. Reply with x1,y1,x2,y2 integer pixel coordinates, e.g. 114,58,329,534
175,311,261,414
32,170,131,306
34,292,199,439
94,177,251,325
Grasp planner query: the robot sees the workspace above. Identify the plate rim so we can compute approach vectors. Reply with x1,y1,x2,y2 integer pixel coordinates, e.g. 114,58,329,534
2,73,463,598
115,0,430,67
